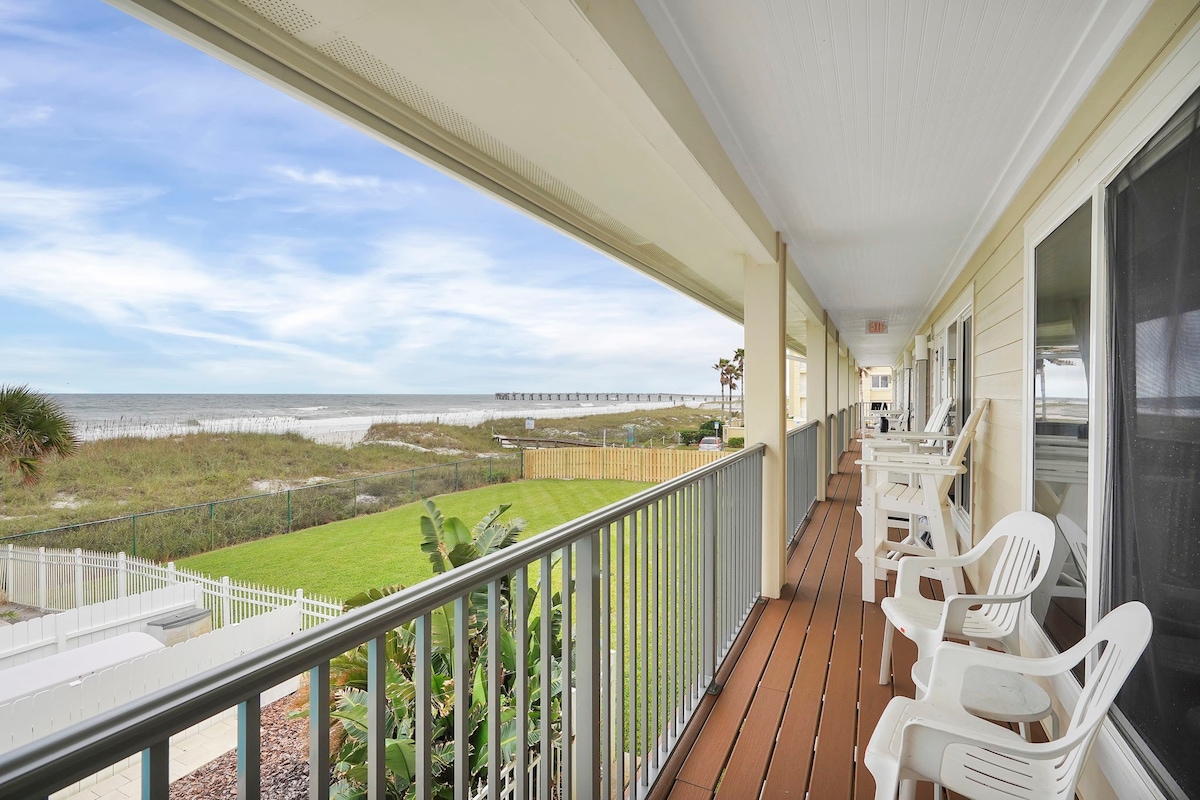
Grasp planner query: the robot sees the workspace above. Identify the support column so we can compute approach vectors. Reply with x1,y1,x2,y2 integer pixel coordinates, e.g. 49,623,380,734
826,329,839,476
745,248,787,599
807,317,828,500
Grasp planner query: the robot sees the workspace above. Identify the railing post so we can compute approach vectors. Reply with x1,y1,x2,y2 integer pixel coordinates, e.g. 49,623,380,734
117,552,127,598
238,695,261,799
37,547,48,610
74,548,84,609
367,634,387,799
575,532,601,800
309,661,331,800
142,739,169,800
701,474,717,682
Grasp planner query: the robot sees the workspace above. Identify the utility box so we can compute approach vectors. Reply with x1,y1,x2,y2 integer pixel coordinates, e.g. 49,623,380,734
146,607,212,647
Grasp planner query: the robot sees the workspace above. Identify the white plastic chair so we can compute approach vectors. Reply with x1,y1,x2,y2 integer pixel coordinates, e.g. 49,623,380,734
856,400,990,603
864,602,1153,800
879,510,1056,684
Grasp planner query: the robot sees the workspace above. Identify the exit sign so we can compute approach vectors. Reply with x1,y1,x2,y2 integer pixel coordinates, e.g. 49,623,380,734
867,320,888,334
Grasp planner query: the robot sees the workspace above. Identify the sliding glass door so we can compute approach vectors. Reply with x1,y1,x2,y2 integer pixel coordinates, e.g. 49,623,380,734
1106,86,1200,800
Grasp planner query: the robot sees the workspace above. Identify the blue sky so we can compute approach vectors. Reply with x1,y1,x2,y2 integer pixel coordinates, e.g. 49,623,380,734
0,2,742,394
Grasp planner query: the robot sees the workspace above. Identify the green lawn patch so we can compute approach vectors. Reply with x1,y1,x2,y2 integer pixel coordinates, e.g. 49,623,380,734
177,479,651,599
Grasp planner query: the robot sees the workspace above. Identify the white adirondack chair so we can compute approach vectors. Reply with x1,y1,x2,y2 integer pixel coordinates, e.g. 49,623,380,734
855,399,990,603
865,602,1153,800
878,510,1057,684
861,397,955,459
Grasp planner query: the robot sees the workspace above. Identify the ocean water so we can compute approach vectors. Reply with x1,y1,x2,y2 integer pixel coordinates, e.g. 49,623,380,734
50,394,698,446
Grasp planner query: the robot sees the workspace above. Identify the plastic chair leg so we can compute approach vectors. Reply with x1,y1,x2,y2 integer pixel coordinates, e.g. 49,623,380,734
880,618,894,685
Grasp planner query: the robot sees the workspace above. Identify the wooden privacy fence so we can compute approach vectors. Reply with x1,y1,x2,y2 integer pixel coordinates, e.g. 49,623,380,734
523,447,725,482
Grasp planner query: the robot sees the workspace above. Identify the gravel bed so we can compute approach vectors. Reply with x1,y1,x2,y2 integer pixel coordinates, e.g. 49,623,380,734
170,695,323,800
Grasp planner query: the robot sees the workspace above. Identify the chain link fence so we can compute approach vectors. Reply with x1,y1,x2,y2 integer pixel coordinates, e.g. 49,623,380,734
0,455,521,561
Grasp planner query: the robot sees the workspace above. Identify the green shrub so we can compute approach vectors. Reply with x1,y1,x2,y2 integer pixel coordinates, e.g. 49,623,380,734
679,430,703,446
728,437,745,449
698,420,720,436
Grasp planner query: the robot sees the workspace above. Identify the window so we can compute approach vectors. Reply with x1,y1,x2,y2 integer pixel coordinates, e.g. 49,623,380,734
1030,201,1092,656
870,374,890,389
1106,86,1200,799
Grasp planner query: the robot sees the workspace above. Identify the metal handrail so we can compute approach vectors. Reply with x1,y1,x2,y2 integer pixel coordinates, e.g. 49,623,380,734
787,419,819,437
0,444,765,799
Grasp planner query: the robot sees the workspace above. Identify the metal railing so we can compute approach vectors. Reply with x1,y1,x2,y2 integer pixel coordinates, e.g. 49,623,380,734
827,413,837,475
785,421,820,545
0,456,521,560
838,408,847,457
0,444,768,800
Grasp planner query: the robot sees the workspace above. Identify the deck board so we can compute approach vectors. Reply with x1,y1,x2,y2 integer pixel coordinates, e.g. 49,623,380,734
657,441,972,800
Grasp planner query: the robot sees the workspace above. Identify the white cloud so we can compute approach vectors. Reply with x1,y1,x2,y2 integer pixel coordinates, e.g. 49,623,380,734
0,104,51,126
0,172,742,392
216,166,425,213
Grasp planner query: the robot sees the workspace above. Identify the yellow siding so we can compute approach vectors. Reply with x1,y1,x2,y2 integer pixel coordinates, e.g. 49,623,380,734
522,447,724,482
911,3,1200,794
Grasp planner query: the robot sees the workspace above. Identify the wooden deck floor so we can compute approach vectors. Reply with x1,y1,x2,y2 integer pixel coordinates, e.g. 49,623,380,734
653,443,954,800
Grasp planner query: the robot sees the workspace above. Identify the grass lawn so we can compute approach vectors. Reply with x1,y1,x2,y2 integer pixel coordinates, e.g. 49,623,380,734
177,479,651,600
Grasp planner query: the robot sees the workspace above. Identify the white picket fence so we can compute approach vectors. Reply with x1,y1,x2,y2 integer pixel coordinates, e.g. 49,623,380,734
0,584,200,671
0,603,303,757
1,543,341,628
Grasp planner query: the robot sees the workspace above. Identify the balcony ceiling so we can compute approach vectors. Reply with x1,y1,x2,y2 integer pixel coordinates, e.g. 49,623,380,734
116,0,1146,365
635,0,1149,364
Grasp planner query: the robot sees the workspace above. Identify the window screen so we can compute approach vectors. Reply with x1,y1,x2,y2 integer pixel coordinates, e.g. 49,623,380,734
1107,85,1200,799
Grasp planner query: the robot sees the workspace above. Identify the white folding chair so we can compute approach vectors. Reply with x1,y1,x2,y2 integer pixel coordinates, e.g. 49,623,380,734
865,602,1153,800
878,510,1056,683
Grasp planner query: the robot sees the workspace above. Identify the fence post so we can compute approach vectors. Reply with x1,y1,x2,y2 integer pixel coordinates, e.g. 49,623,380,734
117,552,127,598
353,479,359,517
37,547,48,610
209,502,215,552
454,462,460,492
131,514,138,558
4,545,12,603
574,531,601,799
295,587,305,628
701,474,717,683
74,548,84,609
487,459,493,484
167,561,177,586
287,490,293,533
221,576,232,626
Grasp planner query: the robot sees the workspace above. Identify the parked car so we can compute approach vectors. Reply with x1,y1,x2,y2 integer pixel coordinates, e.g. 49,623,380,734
698,436,723,451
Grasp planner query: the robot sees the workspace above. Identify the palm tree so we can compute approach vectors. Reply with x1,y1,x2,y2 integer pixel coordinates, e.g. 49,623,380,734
731,348,745,420
0,385,77,486
713,358,731,420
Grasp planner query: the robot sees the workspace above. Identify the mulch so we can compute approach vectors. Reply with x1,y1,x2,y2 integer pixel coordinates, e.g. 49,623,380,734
170,694,322,800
